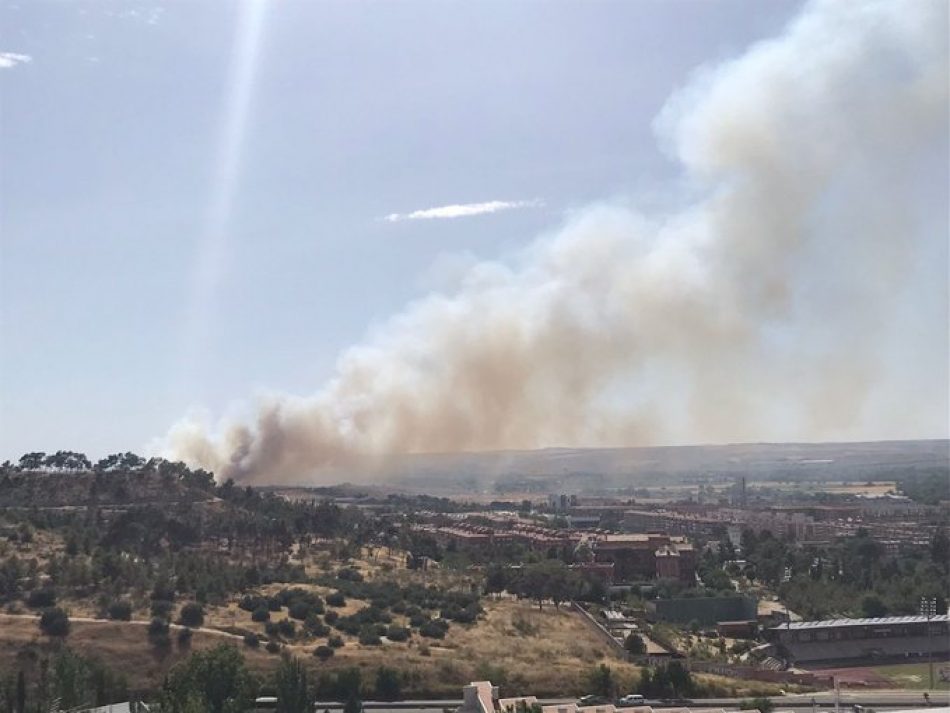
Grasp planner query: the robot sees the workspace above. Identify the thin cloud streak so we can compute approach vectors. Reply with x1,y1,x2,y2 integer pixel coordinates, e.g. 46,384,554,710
384,199,543,223
0,52,31,69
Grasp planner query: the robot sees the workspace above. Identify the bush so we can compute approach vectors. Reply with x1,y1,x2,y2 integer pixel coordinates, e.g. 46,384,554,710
386,625,410,642
624,633,647,655
177,626,193,648
277,618,296,637
265,640,281,654
26,588,56,609
150,599,173,620
324,610,339,624
267,596,282,612
314,644,335,661
239,594,266,612
179,602,204,628
358,625,382,646
374,667,401,701
408,613,428,628
306,614,330,637
252,607,271,623
108,600,132,621
740,699,774,713
244,633,260,648
328,635,345,648
148,617,171,648
337,568,364,582
288,600,312,621
327,591,346,607
39,607,69,636
419,619,449,639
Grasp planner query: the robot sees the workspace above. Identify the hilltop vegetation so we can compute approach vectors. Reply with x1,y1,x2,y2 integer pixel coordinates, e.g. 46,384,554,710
0,451,215,507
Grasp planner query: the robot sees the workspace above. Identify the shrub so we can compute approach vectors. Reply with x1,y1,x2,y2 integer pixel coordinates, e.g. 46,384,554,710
740,699,774,713
177,626,193,648
306,614,330,637
327,592,346,607
324,610,339,624
419,619,449,639
252,607,270,623
239,594,266,612
314,645,335,661
179,602,204,628
265,640,281,654
151,580,175,602
150,599,173,620
374,667,401,701
358,625,382,646
277,618,296,637
624,633,647,655
337,568,364,582
148,617,171,648
26,588,56,609
108,600,132,621
244,633,260,648
408,613,428,628
288,600,311,621
267,596,282,612
328,635,345,648
39,607,69,636
386,625,410,642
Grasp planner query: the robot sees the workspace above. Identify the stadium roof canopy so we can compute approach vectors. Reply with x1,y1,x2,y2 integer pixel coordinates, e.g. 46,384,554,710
770,614,948,631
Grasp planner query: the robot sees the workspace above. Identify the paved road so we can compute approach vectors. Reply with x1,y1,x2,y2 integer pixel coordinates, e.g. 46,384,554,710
299,693,950,712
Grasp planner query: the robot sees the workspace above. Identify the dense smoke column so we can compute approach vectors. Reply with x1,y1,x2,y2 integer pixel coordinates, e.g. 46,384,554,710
162,0,949,483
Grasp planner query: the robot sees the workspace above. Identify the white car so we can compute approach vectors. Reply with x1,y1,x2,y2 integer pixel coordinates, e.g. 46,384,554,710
617,695,645,705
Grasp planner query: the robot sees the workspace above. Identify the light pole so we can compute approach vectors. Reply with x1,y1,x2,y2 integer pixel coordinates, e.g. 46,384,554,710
919,597,937,692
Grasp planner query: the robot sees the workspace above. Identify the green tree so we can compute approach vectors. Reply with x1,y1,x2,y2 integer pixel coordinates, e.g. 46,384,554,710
587,664,615,698
179,602,205,628
624,633,647,655
861,594,888,618
276,655,310,713
374,667,401,701
160,644,257,713
740,697,774,713
39,607,70,637
50,648,92,710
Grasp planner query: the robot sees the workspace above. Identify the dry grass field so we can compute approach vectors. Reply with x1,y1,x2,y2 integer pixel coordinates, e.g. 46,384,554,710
0,597,784,698
0,615,277,692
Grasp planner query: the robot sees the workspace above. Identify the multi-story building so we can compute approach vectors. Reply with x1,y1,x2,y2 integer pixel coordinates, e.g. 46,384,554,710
590,534,696,583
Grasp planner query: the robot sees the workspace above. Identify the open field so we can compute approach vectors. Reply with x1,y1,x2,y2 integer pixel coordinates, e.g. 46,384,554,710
872,662,950,690
817,662,950,691
0,615,277,691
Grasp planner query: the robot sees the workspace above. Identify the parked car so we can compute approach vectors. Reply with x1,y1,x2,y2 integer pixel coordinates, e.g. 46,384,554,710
577,695,610,707
617,694,645,706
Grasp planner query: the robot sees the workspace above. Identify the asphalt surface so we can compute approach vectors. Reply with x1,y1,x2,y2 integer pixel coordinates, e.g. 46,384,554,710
299,692,950,712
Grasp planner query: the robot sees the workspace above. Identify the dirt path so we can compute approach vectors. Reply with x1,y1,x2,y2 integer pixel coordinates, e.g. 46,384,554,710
0,612,246,641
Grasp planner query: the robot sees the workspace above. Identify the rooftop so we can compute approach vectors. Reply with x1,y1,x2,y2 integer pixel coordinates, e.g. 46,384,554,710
770,614,948,631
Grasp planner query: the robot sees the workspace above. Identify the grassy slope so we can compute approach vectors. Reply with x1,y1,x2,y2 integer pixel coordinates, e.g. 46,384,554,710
0,599,783,699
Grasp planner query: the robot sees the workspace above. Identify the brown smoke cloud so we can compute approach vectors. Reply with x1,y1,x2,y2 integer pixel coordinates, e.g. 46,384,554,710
160,0,949,483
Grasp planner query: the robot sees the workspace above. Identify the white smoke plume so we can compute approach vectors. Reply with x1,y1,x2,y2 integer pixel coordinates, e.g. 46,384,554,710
162,0,949,483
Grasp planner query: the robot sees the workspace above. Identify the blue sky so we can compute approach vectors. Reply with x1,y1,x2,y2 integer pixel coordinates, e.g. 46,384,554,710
4,0,945,467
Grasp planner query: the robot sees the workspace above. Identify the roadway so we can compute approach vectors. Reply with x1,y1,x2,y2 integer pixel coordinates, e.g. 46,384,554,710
296,692,950,713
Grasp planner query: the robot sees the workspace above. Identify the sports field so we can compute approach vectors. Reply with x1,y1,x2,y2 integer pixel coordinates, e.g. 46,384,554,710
872,662,950,690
